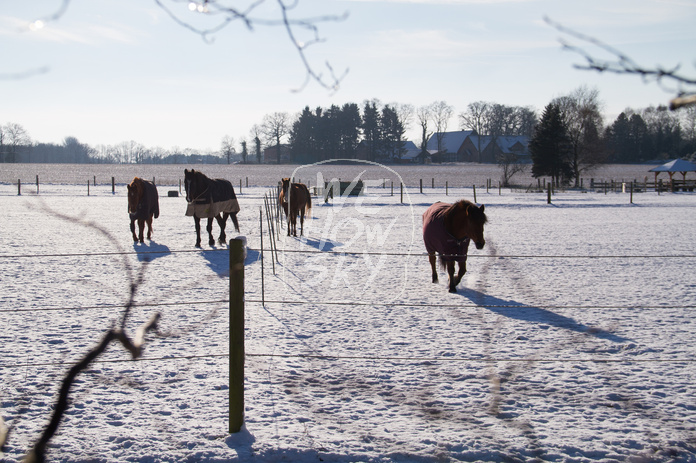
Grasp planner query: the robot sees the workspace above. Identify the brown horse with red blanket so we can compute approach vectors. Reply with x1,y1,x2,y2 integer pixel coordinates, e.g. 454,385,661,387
423,200,487,293
127,177,160,243
279,178,312,237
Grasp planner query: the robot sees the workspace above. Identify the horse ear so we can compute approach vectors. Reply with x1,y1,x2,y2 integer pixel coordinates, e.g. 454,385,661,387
185,169,189,174
479,204,485,213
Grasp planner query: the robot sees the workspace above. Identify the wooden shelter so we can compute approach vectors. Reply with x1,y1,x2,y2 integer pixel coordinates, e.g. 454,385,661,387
649,159,696,191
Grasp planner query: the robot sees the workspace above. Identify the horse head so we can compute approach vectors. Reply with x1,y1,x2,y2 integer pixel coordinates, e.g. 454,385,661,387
127,177,143,214
184,169,203,203
281,178,291,195
450,201,487,250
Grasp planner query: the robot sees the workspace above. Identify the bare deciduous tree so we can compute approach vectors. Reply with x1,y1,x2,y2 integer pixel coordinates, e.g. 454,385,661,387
1,122,31,163
221,135,236,164
431,101,454,153
416,105,433,161
552,86,605,187
262,112,290,164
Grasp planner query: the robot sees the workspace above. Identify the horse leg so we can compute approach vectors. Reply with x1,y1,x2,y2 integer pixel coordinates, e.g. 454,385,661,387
299,209,305,236
216,213,227,245
194,216,202,247
146,215,153,241
130,218,138,243
207,217,215,246
453,260,467,288
446,261,458,293
138,218,145,243
230,212,240,232
429,253,438,283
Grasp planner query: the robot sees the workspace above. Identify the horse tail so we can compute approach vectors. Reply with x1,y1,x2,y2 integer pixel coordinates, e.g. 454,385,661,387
305,185,312,217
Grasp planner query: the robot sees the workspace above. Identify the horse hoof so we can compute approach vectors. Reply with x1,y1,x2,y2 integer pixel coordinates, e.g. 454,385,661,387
449,287,457,293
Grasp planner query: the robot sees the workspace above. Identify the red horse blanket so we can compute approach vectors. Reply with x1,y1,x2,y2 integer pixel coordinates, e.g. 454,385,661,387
422,202,470,263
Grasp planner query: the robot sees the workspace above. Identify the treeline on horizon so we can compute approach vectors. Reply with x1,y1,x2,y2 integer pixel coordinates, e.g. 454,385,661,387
1,91,695,165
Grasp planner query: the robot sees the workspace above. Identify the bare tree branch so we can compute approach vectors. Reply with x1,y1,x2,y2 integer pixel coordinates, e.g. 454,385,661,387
155,0,349,91
545,16,696,110
8,204,163,463
22,313,161,463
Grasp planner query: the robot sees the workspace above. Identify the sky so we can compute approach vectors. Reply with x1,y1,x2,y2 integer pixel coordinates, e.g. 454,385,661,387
1,0,695,154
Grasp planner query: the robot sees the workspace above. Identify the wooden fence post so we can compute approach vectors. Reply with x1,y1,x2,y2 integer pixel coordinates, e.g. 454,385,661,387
112,177,115,195
229,238,245,434
419,179,423,194
36,175,40,194
400,182,403,204
18,179,21,196
473,185,477,204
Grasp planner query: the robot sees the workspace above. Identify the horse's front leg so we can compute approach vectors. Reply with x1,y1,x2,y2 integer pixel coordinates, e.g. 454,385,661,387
429,253,438,283
216,213,227,245
130,218,138,243
206,217,215,246
446,261,458,293
137,219,145,243
194,216,202,247
453,260,467,289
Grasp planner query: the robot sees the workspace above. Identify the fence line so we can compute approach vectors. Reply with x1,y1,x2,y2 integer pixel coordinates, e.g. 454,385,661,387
2,248,695,260
5,297,696,314
4,351,695,371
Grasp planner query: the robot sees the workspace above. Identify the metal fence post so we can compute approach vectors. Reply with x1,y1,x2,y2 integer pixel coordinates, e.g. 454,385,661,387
229,238,245,433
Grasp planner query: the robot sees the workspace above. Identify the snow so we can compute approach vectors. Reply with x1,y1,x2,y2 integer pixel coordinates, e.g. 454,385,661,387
2,171,696,463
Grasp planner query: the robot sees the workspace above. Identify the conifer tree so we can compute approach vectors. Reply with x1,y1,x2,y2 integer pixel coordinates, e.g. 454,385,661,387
530,103,572,186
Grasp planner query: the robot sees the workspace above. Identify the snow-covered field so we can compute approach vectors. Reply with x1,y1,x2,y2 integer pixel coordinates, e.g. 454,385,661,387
1,168,696,462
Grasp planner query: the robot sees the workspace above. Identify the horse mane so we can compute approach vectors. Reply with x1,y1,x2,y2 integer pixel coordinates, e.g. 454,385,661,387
128,176,142,188
444,200,487,229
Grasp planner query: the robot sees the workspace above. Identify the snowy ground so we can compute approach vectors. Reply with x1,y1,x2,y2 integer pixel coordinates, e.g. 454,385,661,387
1,176,696,463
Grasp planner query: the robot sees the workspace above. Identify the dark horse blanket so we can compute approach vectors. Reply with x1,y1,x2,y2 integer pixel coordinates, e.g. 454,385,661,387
185,179,240,218
422,202,470,263
130,180,159,221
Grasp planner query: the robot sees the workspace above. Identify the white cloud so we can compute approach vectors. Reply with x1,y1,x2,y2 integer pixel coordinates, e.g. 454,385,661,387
360,28,553,60
0,15,139,45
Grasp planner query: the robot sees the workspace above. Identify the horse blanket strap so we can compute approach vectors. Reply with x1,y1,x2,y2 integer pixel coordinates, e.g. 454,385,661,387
422,202,470,263
186,198,240,218
130,180,159,221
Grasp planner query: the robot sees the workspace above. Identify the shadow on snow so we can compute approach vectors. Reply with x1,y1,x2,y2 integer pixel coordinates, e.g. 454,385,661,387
460,288,631,343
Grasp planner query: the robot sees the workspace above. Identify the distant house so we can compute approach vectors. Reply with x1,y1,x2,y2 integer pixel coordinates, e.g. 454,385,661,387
426,131,478,163
356,140,422,163
426,131,530,163
470,135,530,163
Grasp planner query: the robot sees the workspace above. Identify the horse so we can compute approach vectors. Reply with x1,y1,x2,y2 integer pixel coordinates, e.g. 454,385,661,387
127,177,160,244
422,200,487,293
279,178,312,237
184,169,240,247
